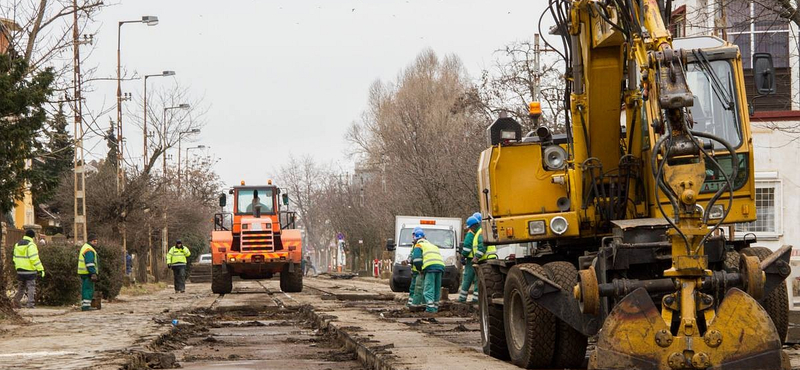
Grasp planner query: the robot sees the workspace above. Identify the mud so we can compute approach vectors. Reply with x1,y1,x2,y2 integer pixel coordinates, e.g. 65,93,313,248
125,302,364,370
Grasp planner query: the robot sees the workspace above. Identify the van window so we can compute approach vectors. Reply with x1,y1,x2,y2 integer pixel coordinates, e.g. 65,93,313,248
398,228,455,249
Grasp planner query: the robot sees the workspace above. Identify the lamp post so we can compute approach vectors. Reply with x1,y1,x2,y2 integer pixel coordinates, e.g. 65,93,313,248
117,15,157,270
183,145,207,190
116,15,158,193
161,103,190,276
177,130,201,195
143,70,175,166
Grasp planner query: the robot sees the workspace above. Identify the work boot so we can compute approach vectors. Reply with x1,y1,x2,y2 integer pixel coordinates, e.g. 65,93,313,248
470,298,478,304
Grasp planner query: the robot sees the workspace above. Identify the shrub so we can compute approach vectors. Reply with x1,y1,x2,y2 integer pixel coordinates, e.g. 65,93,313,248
94,242,124,301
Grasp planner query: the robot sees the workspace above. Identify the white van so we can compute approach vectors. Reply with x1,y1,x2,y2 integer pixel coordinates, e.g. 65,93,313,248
386,216,462,293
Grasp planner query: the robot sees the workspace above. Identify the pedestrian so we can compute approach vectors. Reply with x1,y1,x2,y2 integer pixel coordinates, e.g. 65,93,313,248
411,227,445,313
166,240,191,293
305,255,317,276
78,235,99,311
458,216,481,303
13,229,45,308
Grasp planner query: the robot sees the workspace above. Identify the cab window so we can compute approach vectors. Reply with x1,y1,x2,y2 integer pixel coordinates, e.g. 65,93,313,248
236,188,275,215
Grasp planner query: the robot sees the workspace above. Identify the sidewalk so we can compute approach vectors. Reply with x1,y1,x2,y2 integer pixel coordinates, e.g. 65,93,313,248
0,283,215,370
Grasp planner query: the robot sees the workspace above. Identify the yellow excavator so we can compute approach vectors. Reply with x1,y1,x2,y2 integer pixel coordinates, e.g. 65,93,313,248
476,0,792,369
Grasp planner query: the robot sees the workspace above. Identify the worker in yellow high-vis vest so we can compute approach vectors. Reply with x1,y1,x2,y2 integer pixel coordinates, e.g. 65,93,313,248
458,216,481,303
410,227,445,313
166,240,191,293
13,229,45,308
78,235,99,311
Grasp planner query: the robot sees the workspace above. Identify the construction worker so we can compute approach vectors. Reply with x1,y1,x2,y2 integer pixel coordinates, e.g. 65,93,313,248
167,240,191,293
411,227,445,313
406,256,421,307
13,229,44,308
458,216,481,303
78,235,99,311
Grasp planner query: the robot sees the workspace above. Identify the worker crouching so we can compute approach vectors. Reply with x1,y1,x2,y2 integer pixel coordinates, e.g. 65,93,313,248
411,227,445,313
167,240,191,293
78,235,100,311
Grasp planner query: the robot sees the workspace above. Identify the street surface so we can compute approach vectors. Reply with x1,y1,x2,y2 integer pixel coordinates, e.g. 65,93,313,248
0,276,798,369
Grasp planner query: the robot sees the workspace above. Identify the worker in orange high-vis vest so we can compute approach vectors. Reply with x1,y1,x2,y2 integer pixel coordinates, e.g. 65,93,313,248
78,235,99,311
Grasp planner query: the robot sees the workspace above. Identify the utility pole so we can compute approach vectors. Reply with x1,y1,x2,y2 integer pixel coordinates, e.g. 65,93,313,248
72,0,89,245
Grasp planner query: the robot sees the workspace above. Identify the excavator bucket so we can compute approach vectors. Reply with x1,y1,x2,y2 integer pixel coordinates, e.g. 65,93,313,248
589,288,786,370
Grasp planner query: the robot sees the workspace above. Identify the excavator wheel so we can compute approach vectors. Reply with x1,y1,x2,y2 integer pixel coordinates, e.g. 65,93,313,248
742,247,789,344
544,262,588,368
477,263,508,360
211,265,233,294
280,265,304,293
503,263,556,368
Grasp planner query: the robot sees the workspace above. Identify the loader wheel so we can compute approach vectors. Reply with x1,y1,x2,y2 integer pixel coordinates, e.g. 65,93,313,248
504,263,556,368
741,247,789,344
211,265,232,294
544,261,588,368
477,264,508,360
280,265,304,293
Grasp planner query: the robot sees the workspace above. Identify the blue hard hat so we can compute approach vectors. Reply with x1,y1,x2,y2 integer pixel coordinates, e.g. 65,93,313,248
472,212,482,222
412,227,425,240
466,216,480,228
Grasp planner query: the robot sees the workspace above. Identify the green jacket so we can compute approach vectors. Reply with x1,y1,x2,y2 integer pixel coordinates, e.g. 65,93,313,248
462,230,475,258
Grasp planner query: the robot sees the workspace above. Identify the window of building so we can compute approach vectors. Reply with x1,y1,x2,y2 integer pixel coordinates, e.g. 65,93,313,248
735,174,782,239
726,0,791,111
670,5,686,38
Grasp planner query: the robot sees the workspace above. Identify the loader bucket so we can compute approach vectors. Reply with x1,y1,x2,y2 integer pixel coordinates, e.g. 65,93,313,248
589,287,786,370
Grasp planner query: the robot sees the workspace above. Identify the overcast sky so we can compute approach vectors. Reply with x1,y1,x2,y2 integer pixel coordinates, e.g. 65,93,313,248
82,0,551,186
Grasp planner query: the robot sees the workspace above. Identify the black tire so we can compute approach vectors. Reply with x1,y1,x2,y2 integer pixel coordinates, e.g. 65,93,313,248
449,273,460,294
211,265,232,294
280,265,304,293
544,261,588,368
741,247,789,344
477,264,509,360
503,264,556,368
389,276,404,292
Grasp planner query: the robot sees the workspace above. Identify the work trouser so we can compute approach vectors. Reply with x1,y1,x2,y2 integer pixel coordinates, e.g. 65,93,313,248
407,272,418,306
172,265,186,292
80,275,94,310
13,272,37,308
423,271,443,313
458,262,478,303
412,271,425,306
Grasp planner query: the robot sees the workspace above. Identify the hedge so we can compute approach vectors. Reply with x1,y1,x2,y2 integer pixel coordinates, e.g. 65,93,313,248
4,241,124,306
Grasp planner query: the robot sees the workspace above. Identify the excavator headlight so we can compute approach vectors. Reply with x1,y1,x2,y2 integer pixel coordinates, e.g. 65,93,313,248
550,216,569,235
543,145,568,170
528,220,546,235
708,204,724,220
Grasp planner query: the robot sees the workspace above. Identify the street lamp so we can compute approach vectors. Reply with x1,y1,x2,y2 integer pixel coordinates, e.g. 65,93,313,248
116,15,158,274
143,70,175,165
177,129,201,195
116,15,159,193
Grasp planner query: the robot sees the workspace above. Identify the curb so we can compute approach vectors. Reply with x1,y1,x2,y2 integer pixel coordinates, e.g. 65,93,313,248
300,305,401,370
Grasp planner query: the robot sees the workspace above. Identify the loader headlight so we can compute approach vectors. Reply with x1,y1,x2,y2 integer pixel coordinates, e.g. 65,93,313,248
550,216,569,235
708,204,724,220
528,220,546,235
543,145,568,170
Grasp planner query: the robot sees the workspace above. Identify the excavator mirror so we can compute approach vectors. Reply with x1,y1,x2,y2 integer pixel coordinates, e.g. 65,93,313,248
218,193,226,207
282,193,289,206
753,53,776,96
